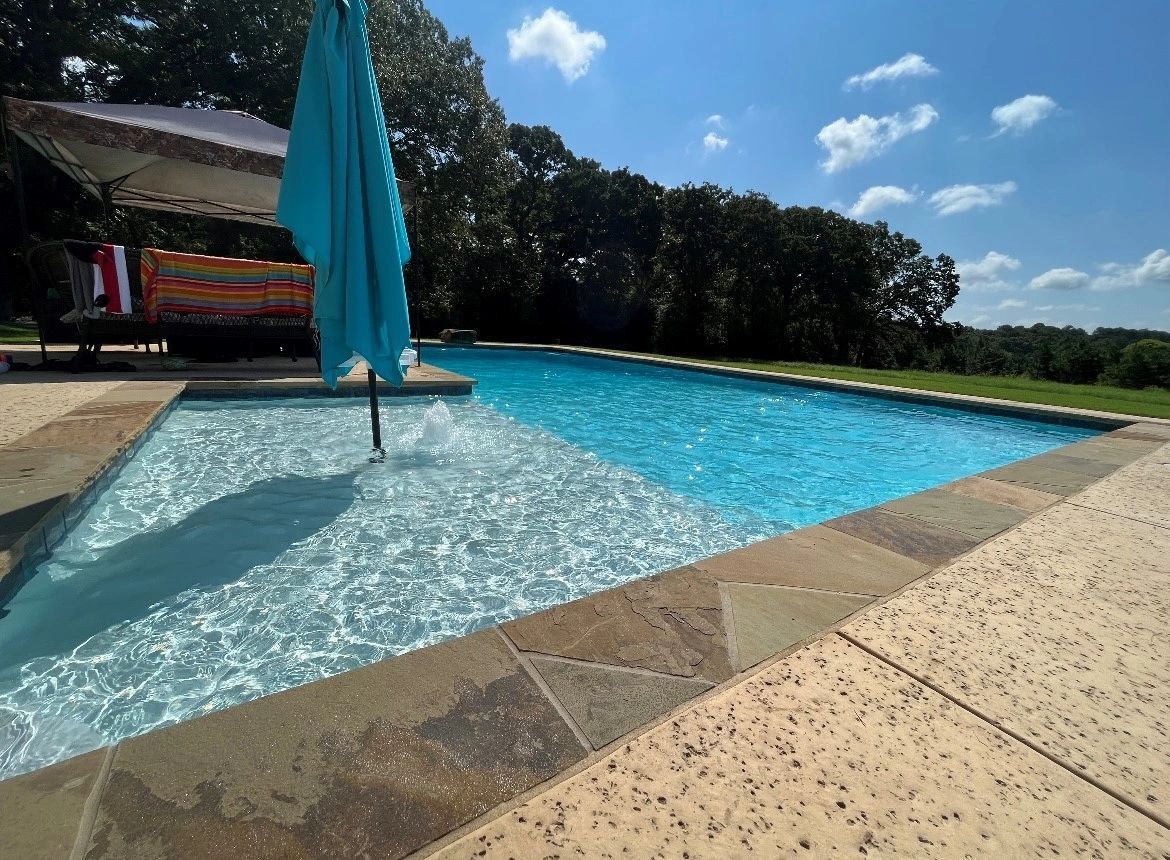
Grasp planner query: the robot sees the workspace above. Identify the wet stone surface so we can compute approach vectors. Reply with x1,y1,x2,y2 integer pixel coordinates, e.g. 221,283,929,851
82,629,585,860
0,748,106,860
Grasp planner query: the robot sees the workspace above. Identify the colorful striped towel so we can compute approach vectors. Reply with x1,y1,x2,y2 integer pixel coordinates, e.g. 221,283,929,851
140,249,314,323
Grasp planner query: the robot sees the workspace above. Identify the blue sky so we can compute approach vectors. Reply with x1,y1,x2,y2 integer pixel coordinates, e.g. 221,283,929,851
426,0,1169,331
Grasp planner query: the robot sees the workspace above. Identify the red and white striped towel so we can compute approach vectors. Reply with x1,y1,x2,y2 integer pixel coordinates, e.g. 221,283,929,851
91,244,132,314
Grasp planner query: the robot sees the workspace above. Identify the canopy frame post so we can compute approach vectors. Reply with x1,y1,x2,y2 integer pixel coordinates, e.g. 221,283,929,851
2,109,46,363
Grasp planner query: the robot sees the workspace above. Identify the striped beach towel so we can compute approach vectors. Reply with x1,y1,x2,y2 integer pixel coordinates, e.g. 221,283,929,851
141,249,314,323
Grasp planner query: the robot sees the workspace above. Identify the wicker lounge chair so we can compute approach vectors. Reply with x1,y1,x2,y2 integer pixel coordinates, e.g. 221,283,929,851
25,240,160,365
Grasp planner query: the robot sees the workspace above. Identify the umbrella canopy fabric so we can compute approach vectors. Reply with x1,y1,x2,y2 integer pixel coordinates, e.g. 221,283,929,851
276,0,413,389
2,96,413,226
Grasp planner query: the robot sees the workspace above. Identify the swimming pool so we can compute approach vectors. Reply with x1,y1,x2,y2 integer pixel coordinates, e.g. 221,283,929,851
0,348,1093,778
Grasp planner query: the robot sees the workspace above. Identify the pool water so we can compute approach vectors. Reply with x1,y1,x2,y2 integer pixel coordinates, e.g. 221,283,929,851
0,348,1092,778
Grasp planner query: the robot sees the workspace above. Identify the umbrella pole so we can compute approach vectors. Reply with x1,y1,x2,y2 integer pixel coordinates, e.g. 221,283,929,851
367,368,384,457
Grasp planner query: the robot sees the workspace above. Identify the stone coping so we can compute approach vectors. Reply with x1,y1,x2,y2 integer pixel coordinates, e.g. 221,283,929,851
423,340,1168,431
3,394,1167,856
0,365,474,595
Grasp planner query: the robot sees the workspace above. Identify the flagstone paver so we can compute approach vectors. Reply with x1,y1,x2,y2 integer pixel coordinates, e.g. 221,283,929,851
693,524,929,596
844,495,1170,817
529,657,712,749
502,566,734,684
725,582,870,670
980,457,1100,496
824,506,982,566
943,475,1061,512
0,748,106,860
0,380,123,446
879,488,1027,540
432,636,1170,859
1060,435,1164,465
1111,423,1170,442
82,629,585,860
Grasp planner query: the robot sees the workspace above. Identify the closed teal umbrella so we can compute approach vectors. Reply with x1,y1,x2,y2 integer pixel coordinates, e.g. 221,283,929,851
277,0,412,450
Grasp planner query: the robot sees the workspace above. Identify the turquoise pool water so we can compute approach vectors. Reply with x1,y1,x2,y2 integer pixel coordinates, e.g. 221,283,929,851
0,348,1092,778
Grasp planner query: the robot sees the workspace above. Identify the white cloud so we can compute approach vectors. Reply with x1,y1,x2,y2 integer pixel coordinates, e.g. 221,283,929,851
1090,249,1170,291
958,251,1021,291
928,181,1016,216
847,185,917,218
997,298,1027,310
507,8,606,83
816,104,938,173
991,94,1058,136
1033,303,1101,312
969,314,991,325
705,114,724,127
1029,267,1090,291
844,53,938,91
703,131,730,154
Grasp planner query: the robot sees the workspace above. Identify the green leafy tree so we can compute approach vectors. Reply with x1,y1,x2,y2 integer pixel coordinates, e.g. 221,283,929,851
1104,338,1170,389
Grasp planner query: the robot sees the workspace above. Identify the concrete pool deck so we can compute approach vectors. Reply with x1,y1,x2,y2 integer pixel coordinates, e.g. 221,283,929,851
0,351,1167,858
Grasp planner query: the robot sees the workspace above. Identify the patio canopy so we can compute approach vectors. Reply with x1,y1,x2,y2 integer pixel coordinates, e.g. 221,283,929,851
2,97,414,226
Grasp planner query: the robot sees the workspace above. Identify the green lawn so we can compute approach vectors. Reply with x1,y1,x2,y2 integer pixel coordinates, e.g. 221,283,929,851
0,321,41,344
647,353,1170,420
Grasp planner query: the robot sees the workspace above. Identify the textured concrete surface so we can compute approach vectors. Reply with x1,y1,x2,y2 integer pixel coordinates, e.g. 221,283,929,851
434,636,1170,859
503,566,734,683
725,582,870,670
0,748,105,860
845,498,1170,818
82,629,584,860
1070,447,1170,529
694,524,929,596
530,656,712,749
880,488,1027,540
944,475,1061,512
825,507,982,566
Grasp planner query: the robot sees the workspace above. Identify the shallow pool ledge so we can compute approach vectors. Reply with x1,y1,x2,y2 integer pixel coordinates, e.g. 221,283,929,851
0,382,184,598
0,363,475,596
3,423,1167,859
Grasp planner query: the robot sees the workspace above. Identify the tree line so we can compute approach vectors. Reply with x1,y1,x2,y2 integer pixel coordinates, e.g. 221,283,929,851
2,0,1165,389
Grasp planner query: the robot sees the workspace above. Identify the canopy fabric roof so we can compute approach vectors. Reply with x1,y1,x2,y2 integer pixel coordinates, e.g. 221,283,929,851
3,97,413,226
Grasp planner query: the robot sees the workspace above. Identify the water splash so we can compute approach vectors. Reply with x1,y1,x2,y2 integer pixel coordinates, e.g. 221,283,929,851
419,400,454,447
